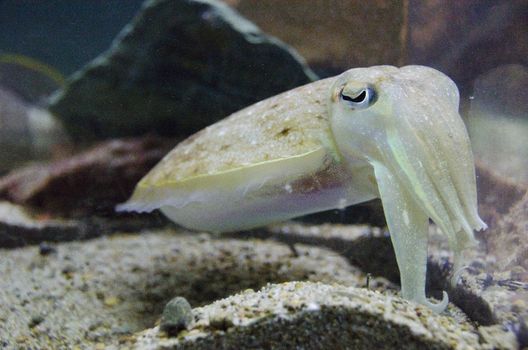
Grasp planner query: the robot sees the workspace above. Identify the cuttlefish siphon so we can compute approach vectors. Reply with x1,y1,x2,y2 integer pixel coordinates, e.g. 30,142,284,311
118,65,487,312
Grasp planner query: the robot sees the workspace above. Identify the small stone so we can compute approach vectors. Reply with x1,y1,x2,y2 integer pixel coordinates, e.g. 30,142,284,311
103,296,120,307
28,315,44,328
61,265,77,279
160,296,193,336
112,324,132,335
15,335,28,343
39,242,57,256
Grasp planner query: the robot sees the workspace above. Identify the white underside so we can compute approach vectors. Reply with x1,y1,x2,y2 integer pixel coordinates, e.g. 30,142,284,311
160,181,376,233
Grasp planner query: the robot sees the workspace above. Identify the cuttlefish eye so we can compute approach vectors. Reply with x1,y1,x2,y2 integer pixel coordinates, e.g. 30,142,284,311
340,85,377,109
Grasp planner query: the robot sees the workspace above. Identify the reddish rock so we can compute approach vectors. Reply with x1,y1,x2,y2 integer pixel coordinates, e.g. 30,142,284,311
487,191,528,274
408,0,528,95
227,0,406,73
475,160,527,232
0,136,175,216
473,160,528,278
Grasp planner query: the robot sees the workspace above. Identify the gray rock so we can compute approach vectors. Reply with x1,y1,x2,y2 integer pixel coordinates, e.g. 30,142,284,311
48,0,316,141
0,228,378,349
229,0,407,73
487,191,528,273
407,1,528,96
160,297,193,335
0,201,166,248
470,64,528,120
234,221,523,348
446,189,528,348
132,281,501,350
0,55,69,171
0,201,79,247
0,87,68,171
2,202,524,347
467,65,528,183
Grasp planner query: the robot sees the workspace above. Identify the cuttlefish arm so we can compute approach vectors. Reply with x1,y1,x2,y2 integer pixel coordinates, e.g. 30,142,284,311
372,161,448,312
329,65,486,312
378,67,487,284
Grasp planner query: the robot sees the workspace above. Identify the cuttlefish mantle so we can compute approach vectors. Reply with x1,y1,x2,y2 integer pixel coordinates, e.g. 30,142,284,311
118,65,487,313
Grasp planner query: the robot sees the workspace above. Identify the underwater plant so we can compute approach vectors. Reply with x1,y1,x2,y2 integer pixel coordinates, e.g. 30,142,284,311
118,65,487,313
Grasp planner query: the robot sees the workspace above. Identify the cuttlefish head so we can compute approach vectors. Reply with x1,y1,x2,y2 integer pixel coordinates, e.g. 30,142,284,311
329,65,487,312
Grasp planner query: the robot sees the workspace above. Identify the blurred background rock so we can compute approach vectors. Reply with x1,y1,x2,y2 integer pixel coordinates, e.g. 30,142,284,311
0,55,70,172
225,0,407,76
45,0,316,142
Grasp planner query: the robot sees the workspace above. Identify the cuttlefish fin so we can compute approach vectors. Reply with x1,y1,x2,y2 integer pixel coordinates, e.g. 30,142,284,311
373,161,449,313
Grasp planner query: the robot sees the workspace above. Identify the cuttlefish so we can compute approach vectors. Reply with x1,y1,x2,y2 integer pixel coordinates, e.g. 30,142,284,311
118,65,487,312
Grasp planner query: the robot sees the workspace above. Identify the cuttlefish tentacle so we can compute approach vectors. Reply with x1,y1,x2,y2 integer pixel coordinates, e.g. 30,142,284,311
378,73,486,291
372,161,448,312
328,66,486,312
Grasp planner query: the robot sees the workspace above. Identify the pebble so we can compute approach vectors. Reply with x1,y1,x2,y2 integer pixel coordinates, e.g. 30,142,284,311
28,315,44,328
103,295,120,307
160,296,193,336
39,242,57,256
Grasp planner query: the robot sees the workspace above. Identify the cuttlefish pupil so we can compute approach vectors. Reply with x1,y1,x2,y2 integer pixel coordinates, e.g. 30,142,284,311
118,65,486,313
340,85,377,109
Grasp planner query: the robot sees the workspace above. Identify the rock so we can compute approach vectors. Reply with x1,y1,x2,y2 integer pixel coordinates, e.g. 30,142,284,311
443,256,528,350
0,136,175,216
467,65,528,183
234,221,524,347
0,86,69,172
407,0,528,95
245,223,400,284
0,200,166,248
38,242,57,256
226,0,406,74
0,201,78,248
0,229,382,349
487,191,528,273
470,64,528,120
132,281,501,350
299,199,386,227
0,55,70,172
425,180,528,349
28,315,45,328
0,222,524,348
474,161,527,230
160,297,194,336
48,0,316,141
0,138,507,231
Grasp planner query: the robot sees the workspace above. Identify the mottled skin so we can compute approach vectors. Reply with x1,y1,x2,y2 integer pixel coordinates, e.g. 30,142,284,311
118,65,486,312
